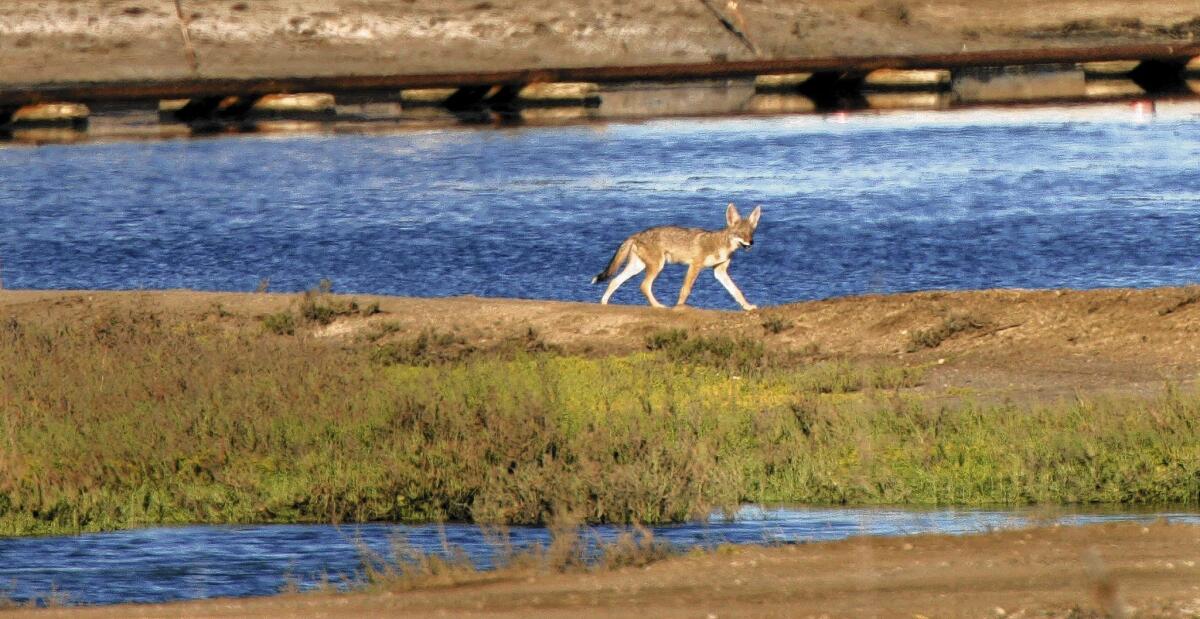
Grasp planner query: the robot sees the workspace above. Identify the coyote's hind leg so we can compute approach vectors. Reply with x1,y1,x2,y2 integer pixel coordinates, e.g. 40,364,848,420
640,255,667,308
600,254,646,304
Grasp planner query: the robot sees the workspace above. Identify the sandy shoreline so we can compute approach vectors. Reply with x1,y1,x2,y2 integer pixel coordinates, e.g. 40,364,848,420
3,285,1197,400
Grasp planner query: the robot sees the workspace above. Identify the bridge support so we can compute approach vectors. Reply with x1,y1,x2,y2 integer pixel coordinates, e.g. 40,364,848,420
169,95,265,124
797,71,868,110
442,86,495,111
170,96,224,122
1129,59,1191,94
400,83,601,124
753,71,867,110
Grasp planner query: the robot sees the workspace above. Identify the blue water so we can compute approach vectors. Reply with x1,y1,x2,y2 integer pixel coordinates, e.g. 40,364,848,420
1,505,1196,606
2,104,1199,309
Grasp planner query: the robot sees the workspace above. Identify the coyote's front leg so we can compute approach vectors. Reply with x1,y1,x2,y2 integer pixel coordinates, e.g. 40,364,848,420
713,262,757,311
675,263,702,308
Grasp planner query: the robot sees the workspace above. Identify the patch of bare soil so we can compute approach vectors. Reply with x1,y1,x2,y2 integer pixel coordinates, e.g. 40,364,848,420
9,521,1200,618
2,286,1198,401
0,1,1196,84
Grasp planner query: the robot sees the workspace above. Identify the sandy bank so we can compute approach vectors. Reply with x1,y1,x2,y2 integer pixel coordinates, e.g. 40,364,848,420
2,285,1199,400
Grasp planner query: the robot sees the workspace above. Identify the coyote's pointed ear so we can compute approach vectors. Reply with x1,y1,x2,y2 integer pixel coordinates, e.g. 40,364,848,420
725,202,740,227
748,205,762,228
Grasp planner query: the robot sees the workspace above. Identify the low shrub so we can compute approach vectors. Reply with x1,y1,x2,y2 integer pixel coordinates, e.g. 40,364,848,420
908,313,988,351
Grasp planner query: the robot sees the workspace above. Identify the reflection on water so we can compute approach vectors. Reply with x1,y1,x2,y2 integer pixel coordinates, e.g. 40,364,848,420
0,505,1196,606
1,103,1199,309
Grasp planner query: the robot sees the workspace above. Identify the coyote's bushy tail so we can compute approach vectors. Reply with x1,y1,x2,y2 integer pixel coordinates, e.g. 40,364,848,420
592,238,633,284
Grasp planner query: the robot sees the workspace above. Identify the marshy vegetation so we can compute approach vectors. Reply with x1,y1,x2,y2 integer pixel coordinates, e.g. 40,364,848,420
353,522,675,595
1,306,1198,536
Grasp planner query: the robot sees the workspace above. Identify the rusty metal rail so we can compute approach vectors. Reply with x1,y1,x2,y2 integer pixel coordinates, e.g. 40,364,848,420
1,43,1198,107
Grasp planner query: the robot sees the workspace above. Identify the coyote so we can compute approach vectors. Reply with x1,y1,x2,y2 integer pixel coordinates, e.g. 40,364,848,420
592,202,762,311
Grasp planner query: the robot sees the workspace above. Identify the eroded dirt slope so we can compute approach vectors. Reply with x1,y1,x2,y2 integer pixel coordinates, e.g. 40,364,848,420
1,1,1197,84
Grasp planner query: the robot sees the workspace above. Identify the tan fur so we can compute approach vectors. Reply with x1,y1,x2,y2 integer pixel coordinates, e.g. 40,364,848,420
592,202,762,311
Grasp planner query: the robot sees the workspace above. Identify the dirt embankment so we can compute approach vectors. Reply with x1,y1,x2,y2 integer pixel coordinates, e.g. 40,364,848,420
9,521,1200,618
2,285,1199,399
0,1,1197,85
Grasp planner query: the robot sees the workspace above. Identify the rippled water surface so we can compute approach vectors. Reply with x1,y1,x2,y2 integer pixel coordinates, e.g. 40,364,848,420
2,103,1199,308
2,506,1197,606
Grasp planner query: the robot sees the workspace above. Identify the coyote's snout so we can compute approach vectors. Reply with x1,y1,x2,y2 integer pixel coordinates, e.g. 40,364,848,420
592,202,762,311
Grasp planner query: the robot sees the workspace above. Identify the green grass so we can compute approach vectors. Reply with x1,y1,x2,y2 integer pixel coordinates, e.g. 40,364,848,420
0,310,1197,536
644,328,766,374
261,311,296,335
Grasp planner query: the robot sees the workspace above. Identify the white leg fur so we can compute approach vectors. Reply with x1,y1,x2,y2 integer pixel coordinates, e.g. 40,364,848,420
713,263,757,311
600,255,646,304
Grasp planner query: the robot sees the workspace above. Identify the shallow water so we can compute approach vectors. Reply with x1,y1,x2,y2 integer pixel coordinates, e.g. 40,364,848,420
1,505,1197,606
2,103,1199,309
